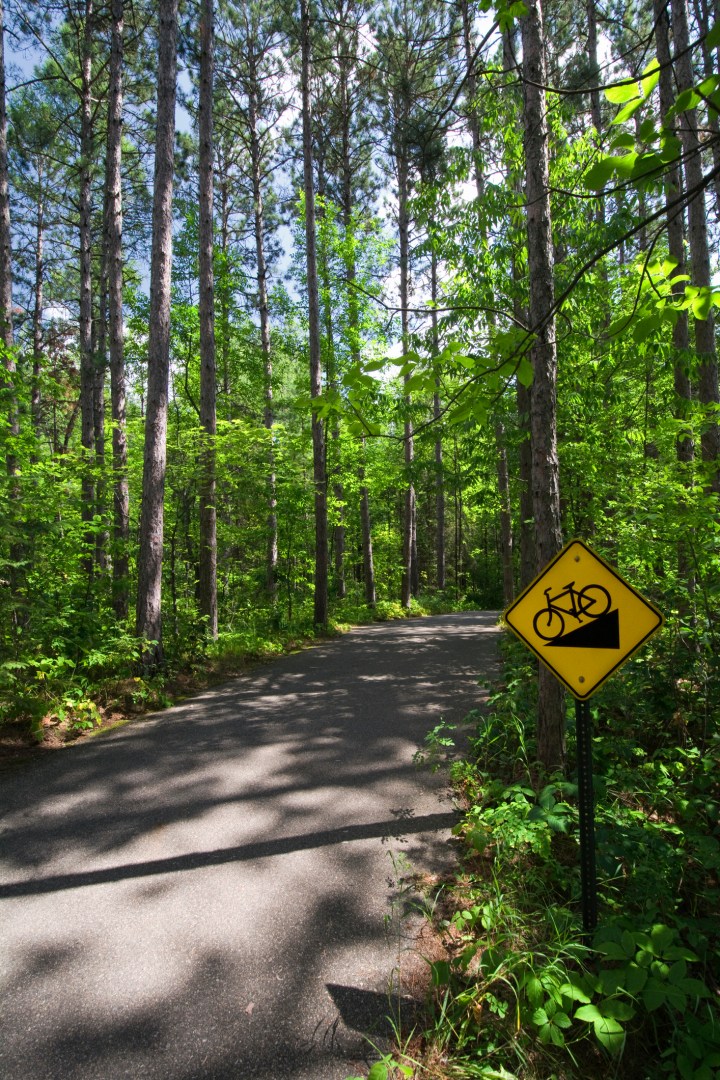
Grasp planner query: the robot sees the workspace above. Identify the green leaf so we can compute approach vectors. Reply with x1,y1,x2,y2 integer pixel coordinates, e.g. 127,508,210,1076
367,1064,390,1080
525,976,544,1007
631,152,665,180
673,87,701,114
404,373,427,395
625,964,648,995
550,1023,565,1047
532,1007,549,1026
554,1010,572,1029
575,1004,603,1023
613,152,640,176
668,958,687,984
594,1017,626,1056
640,58,660,99
707,20,720,49
679,977,711,998
643,976,667,1011
537,1022,553,1045
430,960,450,986
559,976,592,1003
633,313,662,342
606,79,640,104
639,117,656,141
613,96,644,124
599,998,635,1021
660,134,682,162
691,288,714,319
610,132,635,150
517,355,533,387
584,157,616,189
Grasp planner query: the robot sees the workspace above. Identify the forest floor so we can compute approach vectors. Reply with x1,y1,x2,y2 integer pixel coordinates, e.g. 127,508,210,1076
0,611,499,1080
0,626,344,769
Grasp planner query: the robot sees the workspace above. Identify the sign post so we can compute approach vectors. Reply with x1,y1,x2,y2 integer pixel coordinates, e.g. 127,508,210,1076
503,539,664,933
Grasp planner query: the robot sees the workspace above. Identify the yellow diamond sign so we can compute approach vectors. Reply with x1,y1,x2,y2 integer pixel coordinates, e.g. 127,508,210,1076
503,539,664,700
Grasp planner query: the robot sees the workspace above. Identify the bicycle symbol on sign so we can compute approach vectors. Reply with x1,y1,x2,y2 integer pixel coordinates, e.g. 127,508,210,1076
533,581,612,641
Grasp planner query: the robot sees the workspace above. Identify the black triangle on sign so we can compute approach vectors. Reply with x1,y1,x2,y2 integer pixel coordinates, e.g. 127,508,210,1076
545,608,620,650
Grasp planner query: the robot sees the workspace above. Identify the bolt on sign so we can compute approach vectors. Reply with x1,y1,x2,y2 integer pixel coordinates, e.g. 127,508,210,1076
503,539,664,700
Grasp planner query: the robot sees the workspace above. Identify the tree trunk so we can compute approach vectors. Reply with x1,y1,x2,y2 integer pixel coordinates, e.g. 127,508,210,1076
300,0,328,627
496,421,514,604
521,0,565,770
31,161,44,452
136,0,179,663
692,0,720,215
248,59,277,602
398,148,415,609
0,0,15,434
359,437,376,605
338,66,375,608
430,250,445,590
93,265,108,571
672,0,720,494
106,0,129,619
198,0,218,639
79,0,95,580
654,0,695,588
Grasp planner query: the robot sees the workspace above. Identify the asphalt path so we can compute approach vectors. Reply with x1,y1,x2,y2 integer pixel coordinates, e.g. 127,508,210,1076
0,612,500,1080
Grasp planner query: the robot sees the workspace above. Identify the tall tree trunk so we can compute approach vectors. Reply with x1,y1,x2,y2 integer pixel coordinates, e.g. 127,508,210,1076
0,0,15,437
79,0,95,580
430,250,445,590
521,0,565,770
460,0,483,200
654,0,695,586
317,154,346,601
692,0,720,215
93,266,108,571
300,0,328,626
106,0,129,619
673,0,720,494
0,0,20,615
359,437,375,605
338,62,375,607
398,147,416,609
198,0,218,639
496,421,514,604
248,60,277,602
502,26,533,590
31,162,44,452
136,0,179,663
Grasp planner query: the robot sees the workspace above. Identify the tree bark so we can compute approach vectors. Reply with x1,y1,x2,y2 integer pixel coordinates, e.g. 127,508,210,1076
430,250,445,590
198,0,218,639
359,437,375,605
300,0,328,627
78,0,95,579
398,147,416,609
495,421,514,604
338,58,375,607
0,0,15,413
136,0,178,663
31,161,44,450
93,264,108,571
106,0,129,618
672,0,720,494
521,0,565,770
247,54,277,602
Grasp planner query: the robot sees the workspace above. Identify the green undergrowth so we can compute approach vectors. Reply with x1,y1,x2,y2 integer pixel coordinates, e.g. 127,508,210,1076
363,632,719,1080
0,589,475,750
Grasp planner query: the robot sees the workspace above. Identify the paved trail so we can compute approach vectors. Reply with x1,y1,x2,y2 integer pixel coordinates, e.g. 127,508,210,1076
0,612,499,1080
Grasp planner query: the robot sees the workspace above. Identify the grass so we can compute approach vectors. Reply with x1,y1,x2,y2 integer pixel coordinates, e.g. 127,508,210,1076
358,635,720,1080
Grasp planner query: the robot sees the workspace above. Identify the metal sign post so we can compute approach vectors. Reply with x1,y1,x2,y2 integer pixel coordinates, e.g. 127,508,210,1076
502,539,664,936
575,699,598,933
